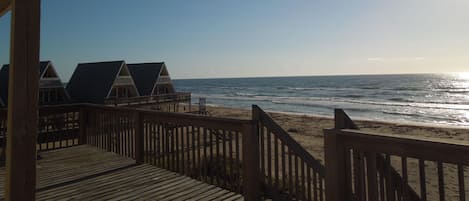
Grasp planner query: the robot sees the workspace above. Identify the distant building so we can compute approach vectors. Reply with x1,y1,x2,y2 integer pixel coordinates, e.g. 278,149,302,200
66,60,140,104
127,62,175,96
0,61,70,106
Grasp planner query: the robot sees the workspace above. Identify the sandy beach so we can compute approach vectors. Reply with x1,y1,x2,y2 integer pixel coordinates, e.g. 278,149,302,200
205,105,469,162
205,105,469,200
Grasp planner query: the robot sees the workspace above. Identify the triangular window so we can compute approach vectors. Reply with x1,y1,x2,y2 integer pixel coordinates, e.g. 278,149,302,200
160,67,169,76
118,66,130,77
43,66,58,78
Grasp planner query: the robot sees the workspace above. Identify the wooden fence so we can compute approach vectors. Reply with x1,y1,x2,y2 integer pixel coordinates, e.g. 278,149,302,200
325,109,469,201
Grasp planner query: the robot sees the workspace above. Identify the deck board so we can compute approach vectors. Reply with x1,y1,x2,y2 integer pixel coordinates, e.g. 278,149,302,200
0,145,242,200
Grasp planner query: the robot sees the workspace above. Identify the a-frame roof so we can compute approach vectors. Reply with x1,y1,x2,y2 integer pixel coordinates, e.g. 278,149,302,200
0,61,53,105
127,62,165,96
1,60,50,77
66,60,138,104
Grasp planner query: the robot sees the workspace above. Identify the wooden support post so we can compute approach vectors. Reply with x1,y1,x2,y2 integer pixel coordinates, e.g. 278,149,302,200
334,109,358,129
242,106,260,201
324,129,347,201
135,111,144,164
79,108,88,145
5,0,41,200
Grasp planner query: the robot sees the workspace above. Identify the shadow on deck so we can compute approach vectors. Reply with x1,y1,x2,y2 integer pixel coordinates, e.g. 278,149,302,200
0,145,243,200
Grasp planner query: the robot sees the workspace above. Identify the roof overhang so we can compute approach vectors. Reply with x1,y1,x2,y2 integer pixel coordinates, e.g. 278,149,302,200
0,0,11,18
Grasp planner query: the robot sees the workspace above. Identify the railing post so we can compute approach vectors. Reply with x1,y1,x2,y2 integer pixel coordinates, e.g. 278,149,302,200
79,108,88,145
324,109,355,201
324,129,347,201
334,109,358,129
242,106,260,201
135,110,144,164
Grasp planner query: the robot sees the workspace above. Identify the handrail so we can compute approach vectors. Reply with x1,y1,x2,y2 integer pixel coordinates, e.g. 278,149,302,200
325,109,427,201
254,105,325,201
338,129,469,165
255,106,325,175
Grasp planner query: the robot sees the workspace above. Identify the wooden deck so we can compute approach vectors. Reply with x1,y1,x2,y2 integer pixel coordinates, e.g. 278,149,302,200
0,145,243,200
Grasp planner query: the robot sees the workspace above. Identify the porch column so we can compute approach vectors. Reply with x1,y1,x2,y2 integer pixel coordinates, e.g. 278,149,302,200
5,0,41,200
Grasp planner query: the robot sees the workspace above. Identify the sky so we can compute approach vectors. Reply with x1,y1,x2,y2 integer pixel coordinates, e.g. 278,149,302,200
0,0,468,80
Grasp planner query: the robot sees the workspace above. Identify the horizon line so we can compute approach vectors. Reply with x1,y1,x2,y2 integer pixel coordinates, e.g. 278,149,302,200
173,71,468,80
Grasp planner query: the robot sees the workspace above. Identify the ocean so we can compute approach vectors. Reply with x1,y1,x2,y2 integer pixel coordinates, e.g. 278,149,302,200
173,74,469,127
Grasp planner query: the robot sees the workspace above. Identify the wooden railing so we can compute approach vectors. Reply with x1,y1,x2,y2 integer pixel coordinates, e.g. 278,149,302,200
325,109,469,201
79,104,260,201
104,92,191,106
82,105,137,159
141,109,253,193
1,105,83,162
74,104,327,200
37,105,81,150
254,105,326,201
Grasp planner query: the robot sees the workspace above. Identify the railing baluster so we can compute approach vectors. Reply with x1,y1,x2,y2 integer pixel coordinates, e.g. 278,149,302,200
353,149,365,201
366,152,378,201
274,133,279,190
401,156,408,201
385,154,395,201
208,128,215,185
173,125,177,173
203,127,208,181
222,129,227,188
313,170,318,201
301,160,306,201
458,164,465,201
235,131,240,192
191,125,195,178
295,155,300,199
260,124,265,186
282,142,286,192
307,167,311,201
160,123,164,167
267,127,272,188
196,127,201,180
229,130,234,191
379,164,385,201
288,148,293,200
438,162,445,201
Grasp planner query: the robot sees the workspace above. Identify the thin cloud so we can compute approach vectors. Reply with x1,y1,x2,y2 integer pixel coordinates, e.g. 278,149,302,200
367,57,425,62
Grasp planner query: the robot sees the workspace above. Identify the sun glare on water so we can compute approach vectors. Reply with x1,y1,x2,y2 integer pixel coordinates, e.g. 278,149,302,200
456,72,469,80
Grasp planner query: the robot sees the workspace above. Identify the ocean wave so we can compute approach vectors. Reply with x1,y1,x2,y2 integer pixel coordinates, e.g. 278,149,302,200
344,99,469,111
433,89,469,94
342,94,365,98
193,92,469,112
231,92,258,97
382,110,460,123
387,98,415,102
392,87,422,91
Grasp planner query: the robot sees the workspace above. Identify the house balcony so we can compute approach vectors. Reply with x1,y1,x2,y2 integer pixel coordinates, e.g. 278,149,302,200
104,92,191,107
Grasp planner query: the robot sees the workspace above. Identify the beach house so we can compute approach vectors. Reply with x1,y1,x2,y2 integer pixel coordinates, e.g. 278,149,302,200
102,62,191,111
127,62,175,96
0,61,70,106
66,60,140,104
